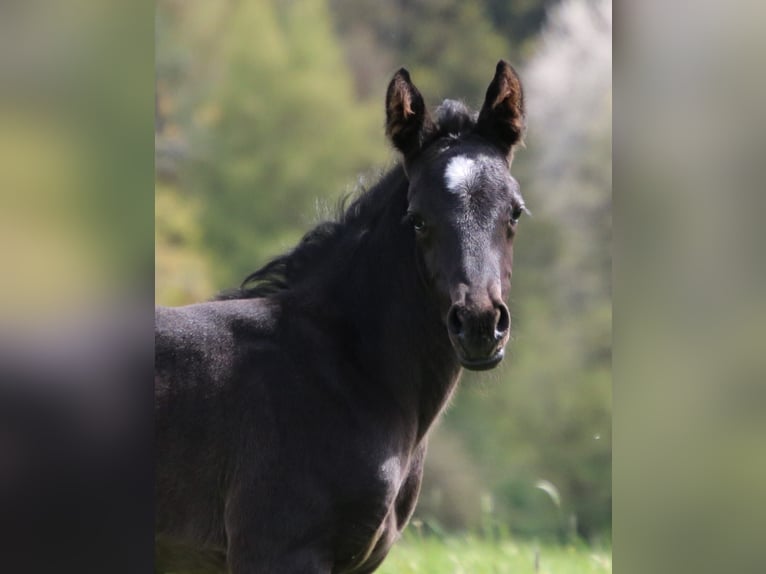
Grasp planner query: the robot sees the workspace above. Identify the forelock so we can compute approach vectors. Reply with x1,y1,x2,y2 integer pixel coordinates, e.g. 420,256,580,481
433,99,477,138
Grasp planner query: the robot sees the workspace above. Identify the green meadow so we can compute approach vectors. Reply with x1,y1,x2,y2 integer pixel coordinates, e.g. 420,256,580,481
379,534,611,574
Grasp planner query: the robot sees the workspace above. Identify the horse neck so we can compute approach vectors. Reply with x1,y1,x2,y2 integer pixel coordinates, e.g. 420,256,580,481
329,169,463,440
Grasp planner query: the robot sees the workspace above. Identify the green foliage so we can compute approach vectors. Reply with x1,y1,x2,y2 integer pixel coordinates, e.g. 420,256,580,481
484,0,560,58
157,0,389,290
155,181,213,305
330,0,516,104
187,0,389,288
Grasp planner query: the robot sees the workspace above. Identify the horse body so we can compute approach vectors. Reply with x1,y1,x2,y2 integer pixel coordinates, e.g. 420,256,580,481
156,171,460,572
157,62,527,573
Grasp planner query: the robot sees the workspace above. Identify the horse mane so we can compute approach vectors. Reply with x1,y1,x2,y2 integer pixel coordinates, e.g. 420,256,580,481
215,100,476,301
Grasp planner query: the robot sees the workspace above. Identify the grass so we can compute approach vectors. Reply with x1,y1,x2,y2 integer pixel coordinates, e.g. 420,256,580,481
377,532,612,574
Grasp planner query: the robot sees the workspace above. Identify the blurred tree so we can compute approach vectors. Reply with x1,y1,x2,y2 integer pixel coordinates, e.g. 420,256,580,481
484,0,560,57
156,0,231,304
155,180,213,305
329,0,513,104
156,0,389,293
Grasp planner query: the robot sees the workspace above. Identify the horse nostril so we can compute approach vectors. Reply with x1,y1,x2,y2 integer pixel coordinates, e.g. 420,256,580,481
495,304,510,338
447,306,464,337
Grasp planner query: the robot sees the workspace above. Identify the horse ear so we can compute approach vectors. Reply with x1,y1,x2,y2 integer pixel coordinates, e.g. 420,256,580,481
476,60,526,157
385,68,434,159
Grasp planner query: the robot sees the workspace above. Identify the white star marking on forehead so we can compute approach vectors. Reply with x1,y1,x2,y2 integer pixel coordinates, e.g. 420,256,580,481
444,155,479,195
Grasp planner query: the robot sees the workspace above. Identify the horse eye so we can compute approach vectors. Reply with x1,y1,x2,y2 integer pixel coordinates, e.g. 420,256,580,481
409,213,427,233
510,206,524,224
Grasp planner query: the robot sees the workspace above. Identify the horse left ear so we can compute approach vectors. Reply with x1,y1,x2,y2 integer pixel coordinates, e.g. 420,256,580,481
476,60,526,158
385,68,434,159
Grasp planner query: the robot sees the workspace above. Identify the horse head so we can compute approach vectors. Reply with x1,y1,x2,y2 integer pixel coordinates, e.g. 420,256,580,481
385,61,527,371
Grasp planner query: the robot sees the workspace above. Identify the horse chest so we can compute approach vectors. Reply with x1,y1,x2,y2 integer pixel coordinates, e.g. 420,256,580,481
334,447,425,573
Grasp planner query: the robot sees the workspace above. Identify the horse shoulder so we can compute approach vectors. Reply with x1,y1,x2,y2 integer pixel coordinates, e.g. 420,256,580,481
155,298,282,547
155,299,280,388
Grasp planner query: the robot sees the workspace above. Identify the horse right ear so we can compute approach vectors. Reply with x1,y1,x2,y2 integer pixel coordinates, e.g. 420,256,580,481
476,60,526,158
385,68,434,159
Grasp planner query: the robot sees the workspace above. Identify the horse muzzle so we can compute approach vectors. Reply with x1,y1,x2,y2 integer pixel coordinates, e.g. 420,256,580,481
446,301,510,371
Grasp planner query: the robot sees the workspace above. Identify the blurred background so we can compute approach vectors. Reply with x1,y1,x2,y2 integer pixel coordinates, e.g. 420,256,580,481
156,0,612,553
